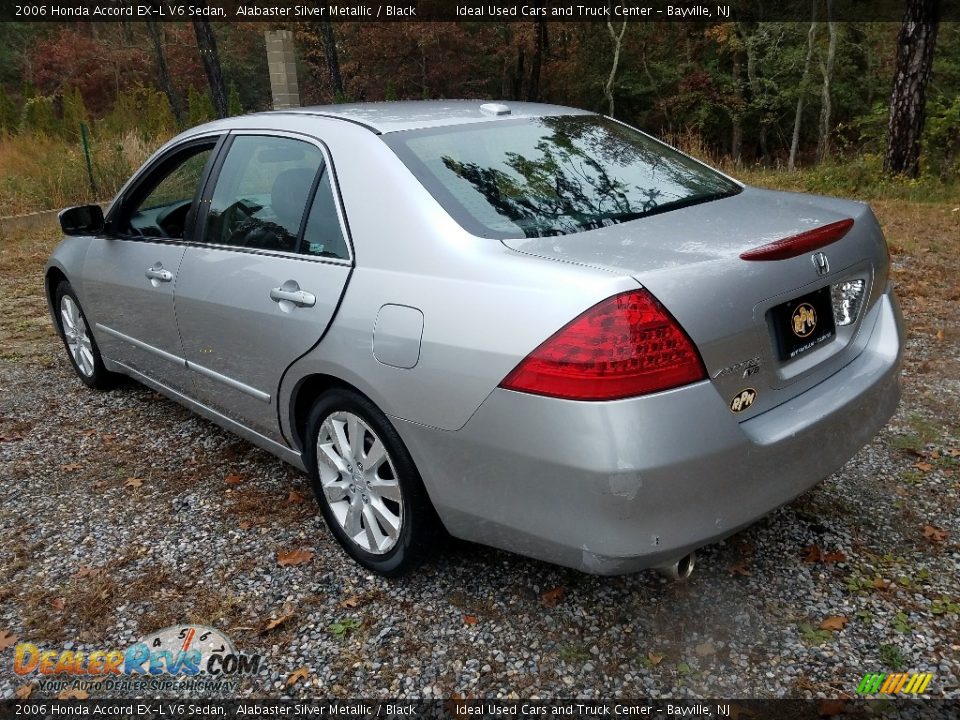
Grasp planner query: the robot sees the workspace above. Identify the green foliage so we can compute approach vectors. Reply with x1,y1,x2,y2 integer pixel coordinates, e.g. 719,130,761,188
799,623,834,645
228,82,243,117
187,86,215,126
327,618,360,638
100,85,173,140
879,644,906,670
61,86,89,141
19,95,58,136
922,95,960,180
0,85,17,133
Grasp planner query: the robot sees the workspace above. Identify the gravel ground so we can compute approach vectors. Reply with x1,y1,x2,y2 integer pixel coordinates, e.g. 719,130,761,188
1,212,958,700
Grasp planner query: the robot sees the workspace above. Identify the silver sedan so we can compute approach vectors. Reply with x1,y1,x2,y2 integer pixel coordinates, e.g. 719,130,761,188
46,101,904,577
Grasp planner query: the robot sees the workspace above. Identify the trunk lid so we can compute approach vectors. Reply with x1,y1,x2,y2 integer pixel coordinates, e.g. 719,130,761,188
501,187,891,419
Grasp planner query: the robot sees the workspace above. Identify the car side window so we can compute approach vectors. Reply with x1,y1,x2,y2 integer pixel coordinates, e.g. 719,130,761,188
204,135,323,253
301,167,349,260
123,144,215,239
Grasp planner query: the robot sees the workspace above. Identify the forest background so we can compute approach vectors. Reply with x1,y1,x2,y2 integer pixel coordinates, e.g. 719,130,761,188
0,11,957,216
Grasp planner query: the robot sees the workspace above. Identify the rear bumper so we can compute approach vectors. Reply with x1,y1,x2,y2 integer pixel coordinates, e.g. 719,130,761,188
396,289,904,574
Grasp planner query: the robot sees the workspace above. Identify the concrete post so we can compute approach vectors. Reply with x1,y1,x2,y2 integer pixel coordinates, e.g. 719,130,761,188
265,30,301,109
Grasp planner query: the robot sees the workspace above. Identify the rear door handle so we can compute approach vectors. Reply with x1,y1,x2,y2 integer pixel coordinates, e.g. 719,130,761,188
145,266,173,282
270,285,316,308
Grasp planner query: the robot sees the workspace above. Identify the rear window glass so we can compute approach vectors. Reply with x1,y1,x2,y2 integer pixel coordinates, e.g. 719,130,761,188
384,115,741,239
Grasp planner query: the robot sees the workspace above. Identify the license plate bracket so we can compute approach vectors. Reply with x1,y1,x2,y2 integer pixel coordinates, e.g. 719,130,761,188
771,286,836,361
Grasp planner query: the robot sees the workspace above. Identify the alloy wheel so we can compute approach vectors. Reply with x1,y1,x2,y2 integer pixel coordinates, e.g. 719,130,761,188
60,295,95,378
315,411,403,554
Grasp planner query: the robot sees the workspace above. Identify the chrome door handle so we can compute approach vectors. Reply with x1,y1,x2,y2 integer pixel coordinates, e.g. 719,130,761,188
270,286,316,308
145,267,173,282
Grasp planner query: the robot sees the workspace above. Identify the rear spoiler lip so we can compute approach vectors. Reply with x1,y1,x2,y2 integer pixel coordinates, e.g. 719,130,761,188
739,218,855,261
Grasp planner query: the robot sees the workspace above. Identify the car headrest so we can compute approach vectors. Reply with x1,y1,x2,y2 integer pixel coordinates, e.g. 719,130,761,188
271,167,316,236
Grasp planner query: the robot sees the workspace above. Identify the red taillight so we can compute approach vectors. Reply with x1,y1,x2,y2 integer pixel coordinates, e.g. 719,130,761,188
499,290,706,401
739,218,854,261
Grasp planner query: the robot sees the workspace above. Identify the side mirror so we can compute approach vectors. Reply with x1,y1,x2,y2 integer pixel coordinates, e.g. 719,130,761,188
59,204,104,236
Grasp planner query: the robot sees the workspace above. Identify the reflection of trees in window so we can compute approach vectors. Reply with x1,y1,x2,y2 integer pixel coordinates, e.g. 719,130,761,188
440,117,736,238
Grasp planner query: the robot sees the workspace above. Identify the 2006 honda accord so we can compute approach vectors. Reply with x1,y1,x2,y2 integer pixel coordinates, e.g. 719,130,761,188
46,101,903,577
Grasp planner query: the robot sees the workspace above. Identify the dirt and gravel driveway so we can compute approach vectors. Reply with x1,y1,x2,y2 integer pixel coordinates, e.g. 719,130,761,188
0,202,958,700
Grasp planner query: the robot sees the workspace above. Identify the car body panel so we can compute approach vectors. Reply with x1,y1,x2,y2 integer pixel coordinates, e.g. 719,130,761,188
394,289,903,573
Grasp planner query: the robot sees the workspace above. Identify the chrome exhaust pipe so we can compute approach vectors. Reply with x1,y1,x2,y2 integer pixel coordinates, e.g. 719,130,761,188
655,552,695,581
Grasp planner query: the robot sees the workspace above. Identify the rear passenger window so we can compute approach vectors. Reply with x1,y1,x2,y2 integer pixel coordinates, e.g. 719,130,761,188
301,167,349,260
205,135,322,252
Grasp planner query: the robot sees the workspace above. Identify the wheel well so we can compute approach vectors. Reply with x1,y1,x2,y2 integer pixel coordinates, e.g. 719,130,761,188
290,373,362,451
45,267,68,332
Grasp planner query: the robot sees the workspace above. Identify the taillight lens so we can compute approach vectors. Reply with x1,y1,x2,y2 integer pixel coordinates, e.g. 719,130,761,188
739,218,854,261
499,290,706,401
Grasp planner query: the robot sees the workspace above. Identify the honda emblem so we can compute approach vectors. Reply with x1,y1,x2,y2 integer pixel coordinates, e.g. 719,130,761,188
812,252,830,276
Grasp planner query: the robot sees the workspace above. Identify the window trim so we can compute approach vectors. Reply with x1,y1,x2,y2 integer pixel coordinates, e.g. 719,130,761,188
192,129,354,267
105,132,226,244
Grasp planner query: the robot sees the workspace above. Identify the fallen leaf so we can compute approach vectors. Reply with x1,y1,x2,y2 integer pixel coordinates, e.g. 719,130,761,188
286,666,311,687
463,614,478,626
647,652,664,666
819,616,848,632
81,428,97,438
57,688,89,700
238,521,252,530
73,565,101,579
225,474,243,485
124,477,143,489
14,685,32,700
822,550,847,564
287,489,307,504
50,597,66,611
873,576,891,591
915,461,934,472
277,548,314,567
339,595,359,609
818,699,846,717
935,328,945,341
0,630,18,650
261,610,294,633
540,586,566,608
695,641,716,657
802,545,822,563
61,463,82,472
923,525,948,543
947,448,960,458
727,561,752,576
101,434,117,445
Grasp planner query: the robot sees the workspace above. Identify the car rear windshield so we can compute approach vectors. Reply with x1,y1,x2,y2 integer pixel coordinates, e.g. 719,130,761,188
384,115,741,239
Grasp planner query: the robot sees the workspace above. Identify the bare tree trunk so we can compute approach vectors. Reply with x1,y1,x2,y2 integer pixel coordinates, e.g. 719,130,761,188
192,12,228,119
789,1,819,171
511,45,525,100
604,13,628,117
816,0,837,163
527,20,547,102
317,20,344,97
146,15,185,127
885,0,941,177
730,47,743,164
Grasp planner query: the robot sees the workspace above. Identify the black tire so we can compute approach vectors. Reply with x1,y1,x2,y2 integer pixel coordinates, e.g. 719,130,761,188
303,388,440,577
53,281,115,390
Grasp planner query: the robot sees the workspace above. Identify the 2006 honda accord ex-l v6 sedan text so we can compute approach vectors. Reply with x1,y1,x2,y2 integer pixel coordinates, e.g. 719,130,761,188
46,101,904,577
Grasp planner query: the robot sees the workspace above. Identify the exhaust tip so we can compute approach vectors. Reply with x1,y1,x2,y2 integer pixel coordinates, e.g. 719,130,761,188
655,552,696,581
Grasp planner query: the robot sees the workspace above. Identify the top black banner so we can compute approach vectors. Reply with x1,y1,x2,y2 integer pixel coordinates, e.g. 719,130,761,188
2,0,957,24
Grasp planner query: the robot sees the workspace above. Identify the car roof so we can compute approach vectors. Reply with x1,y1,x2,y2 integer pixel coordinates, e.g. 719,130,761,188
253,100,595,134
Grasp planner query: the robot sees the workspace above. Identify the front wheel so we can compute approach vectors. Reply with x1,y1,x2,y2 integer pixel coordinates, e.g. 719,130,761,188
304,389,440,576
54,281,115,390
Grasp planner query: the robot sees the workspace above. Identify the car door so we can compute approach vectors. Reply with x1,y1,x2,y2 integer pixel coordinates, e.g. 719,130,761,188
174,132,353,443
82,136,222,393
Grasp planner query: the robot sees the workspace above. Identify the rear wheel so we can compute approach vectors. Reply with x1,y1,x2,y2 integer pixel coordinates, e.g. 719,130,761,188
54,281,115,390
304,389,439,576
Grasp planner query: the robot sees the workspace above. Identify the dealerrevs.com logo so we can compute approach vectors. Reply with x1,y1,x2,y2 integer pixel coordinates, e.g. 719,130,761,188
13,625,261,693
